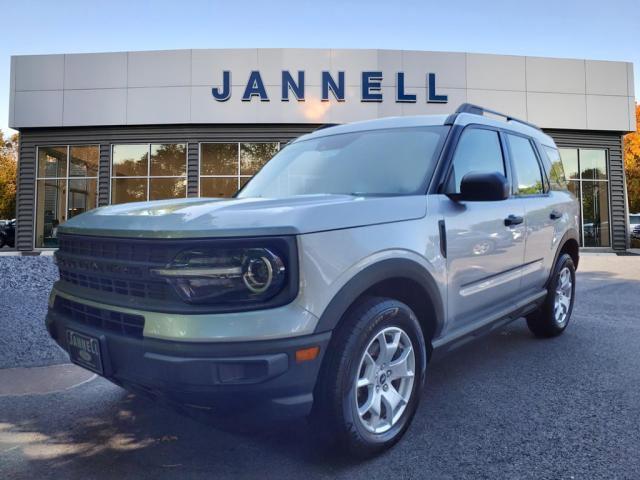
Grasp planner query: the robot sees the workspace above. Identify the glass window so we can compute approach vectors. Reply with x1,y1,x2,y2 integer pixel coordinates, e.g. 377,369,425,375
447,128,505,194
112,144,148,177
68,179,97,219
580,149,607,180
36,179,66,248
239,128,448,198
150,144,187,176
200,142,280,198
111,143,187,204
556,147,610,247
559,148,579,180
201,143,238,175
35,145,99,248
200,177,239,198
543,146,567,191
70,146,99,177
240,143,279,175
38,146,67,178
581,181,610,247
111,178,147,204
507,134,544,195
149,178,187,200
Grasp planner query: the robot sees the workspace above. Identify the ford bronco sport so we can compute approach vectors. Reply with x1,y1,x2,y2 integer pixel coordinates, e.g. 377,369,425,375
46,104,579,456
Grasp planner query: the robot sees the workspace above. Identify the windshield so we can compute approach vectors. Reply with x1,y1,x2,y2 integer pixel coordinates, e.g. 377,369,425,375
238,126,449,198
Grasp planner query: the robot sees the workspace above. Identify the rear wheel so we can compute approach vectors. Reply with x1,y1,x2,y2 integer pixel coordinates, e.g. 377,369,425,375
526,253,576,338
313,297,427,457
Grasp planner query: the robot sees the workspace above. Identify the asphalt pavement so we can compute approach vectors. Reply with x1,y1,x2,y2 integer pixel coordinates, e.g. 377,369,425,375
0,254,639,479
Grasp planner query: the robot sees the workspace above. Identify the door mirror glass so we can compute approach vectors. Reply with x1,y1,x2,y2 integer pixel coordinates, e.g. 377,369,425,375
456,172,509,202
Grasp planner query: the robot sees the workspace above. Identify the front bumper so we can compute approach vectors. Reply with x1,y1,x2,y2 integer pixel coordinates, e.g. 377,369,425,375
46,307,331,419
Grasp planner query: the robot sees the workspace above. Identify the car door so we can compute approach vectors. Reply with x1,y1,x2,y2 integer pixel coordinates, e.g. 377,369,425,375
439,126,526,333
504,133,557,292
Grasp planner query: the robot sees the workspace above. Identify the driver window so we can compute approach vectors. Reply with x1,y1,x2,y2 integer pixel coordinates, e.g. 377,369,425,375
447,128,506,193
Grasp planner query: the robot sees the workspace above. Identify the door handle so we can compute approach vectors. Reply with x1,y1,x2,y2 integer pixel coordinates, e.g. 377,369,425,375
550,210,562,220
504,214,524,226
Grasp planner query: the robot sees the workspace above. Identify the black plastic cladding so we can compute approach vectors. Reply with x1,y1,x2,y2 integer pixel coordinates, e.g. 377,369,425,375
54,233,299,314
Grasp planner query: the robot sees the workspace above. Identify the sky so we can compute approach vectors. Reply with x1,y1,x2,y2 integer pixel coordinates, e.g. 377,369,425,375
1,0,639,135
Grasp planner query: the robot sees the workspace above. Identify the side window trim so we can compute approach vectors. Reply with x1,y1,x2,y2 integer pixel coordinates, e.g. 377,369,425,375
503,131,548,197
528,139,550,193
442,124,511,195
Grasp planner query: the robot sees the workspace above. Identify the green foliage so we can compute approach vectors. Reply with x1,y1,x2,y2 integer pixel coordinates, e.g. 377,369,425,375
624,105,640,214
0,131,18,219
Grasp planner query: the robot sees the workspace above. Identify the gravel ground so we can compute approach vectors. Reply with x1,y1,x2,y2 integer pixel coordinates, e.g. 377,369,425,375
0,254,639,479
0,256,67,368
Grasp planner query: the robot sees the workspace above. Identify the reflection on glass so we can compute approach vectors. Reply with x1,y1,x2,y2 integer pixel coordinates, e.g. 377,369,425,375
240,177,251,189
200,177,238,198
581,181,610,247
579,149,607,180
240,143,279,175
38,146,67,178
543,146,567,190
112,145,148,177
68,179,97,219
150,144,187,176
507,134,543,195
450,129,505,193
69,146,99,177
149,178,186,200
111,178,147,204
559,148,579,180
201,144,238,175
36,179,66,248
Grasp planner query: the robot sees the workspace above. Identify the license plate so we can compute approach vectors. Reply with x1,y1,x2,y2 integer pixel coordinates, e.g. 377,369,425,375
66,330,103,374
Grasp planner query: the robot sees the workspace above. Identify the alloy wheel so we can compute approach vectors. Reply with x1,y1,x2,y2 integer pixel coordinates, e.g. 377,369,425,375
354,327,416,434
554,266,573,326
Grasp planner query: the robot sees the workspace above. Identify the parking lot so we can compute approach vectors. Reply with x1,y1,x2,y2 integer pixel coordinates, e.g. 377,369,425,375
0,254,639,479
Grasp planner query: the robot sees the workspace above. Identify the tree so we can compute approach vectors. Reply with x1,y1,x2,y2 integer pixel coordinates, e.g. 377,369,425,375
624,104,640,214
0,131,18,219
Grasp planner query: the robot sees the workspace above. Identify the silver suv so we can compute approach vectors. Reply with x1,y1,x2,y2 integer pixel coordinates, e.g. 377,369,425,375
46,104,579,456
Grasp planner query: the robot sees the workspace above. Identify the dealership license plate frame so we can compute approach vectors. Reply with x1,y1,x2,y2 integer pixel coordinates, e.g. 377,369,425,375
66,329,104,375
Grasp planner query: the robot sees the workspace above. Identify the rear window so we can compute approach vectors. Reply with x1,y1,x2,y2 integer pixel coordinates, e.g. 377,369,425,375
543,146,568,191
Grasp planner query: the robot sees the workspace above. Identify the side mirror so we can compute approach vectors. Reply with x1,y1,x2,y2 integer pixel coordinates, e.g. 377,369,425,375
457,172,509,202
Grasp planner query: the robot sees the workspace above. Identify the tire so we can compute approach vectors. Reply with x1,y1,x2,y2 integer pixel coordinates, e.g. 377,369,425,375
312,296,427,457
0,236,4,249
526,253,576,338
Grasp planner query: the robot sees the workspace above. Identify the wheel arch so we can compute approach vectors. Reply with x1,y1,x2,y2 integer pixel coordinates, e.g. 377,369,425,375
314,258,444,351
548,229,580,286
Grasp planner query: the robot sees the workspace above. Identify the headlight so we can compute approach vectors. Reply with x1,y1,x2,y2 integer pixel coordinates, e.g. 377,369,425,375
151,246,287,305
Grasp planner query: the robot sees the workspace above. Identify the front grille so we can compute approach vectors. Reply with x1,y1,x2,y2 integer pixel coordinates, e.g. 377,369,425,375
58,268,167,300
56,234,178,304
54,297,145,338
58,235,174,264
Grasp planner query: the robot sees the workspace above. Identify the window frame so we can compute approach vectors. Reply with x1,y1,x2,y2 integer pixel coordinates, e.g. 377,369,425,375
441,124,513,197
198,141,281,197
558,146,612,248
109,143,188,204
34,144,100,250
503,131,549,197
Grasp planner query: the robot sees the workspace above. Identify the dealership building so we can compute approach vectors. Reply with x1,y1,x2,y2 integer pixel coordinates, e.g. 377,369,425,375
7,48,636,252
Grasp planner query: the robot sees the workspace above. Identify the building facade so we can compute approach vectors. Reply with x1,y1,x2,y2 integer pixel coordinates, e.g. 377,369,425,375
8,48,636,252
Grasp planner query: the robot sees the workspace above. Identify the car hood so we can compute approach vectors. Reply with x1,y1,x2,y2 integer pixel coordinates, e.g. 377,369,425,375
58,194,428,238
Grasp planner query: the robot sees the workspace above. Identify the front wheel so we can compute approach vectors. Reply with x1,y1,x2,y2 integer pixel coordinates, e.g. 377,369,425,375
526,253,576,338
313,297,427,457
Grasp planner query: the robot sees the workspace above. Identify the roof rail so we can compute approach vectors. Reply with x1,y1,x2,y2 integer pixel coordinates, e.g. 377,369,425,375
446,103,541,131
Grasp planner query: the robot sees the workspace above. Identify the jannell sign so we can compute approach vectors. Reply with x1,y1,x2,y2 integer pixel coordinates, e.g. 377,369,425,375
212,71,449,104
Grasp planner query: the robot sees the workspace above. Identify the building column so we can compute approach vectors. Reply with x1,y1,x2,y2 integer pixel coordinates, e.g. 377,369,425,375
187,142,199,197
